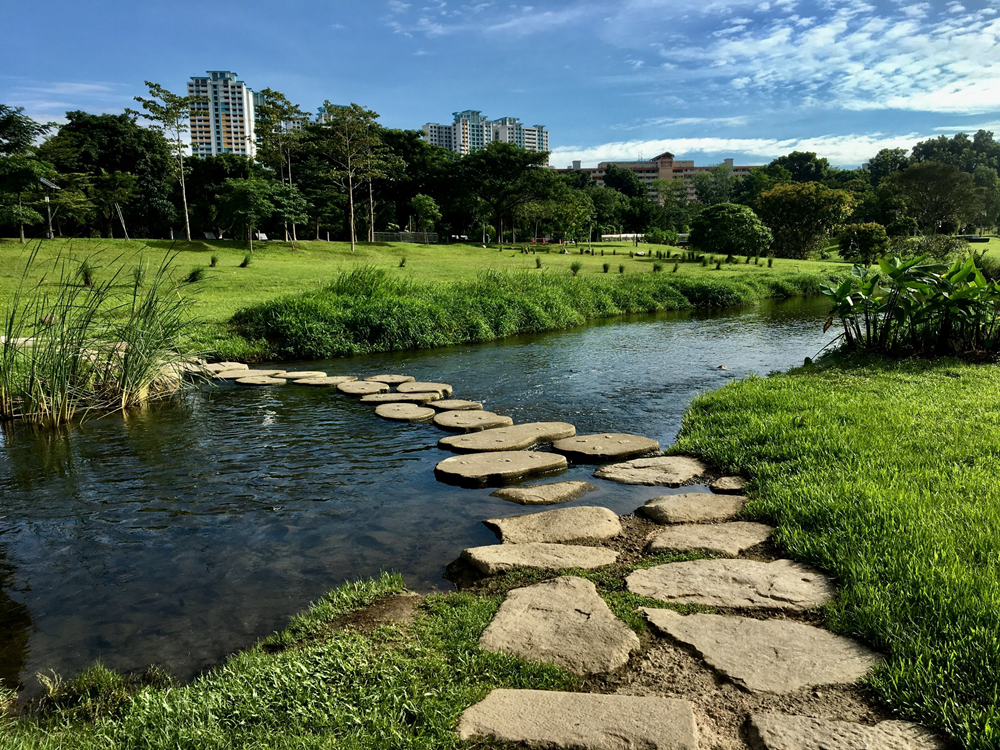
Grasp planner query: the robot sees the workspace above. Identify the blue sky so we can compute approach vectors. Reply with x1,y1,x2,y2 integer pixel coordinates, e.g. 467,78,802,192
3,0,1000,168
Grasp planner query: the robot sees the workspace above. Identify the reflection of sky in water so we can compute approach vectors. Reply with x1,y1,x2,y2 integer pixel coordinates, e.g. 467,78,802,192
0,297,832,694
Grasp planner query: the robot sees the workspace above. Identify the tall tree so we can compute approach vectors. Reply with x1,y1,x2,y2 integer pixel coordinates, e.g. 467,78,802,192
690,163,736,205
767,151,829,183
132,81,205,241
215,177,276,253
973,165,1000,233
690,203,772,257
886,162,983,233
254,88,308,241
0,154,53,242
866,148,910,186
0,105,51,155
602,163,646,198
757,182,852,258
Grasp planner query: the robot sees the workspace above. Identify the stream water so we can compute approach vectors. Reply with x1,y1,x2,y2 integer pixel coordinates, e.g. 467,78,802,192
0,296,832,694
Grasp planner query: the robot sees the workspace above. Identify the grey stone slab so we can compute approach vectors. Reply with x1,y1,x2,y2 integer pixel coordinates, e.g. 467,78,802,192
627,559,835,612
461,542,618,575
641,493,748,524
552,433,661,462
480,577,640,675
491,480,599,506
594,456,709,486
397,381,453,396
439,422,576,452
643,609,880,694
280,370,328,380
647,522,774,556
337,381,390,396
296,376,358,387
434,410,513,432
711,476,747,494
206,362,248,373
235,376,287,386
486,506,622,544
435,451,567,485
458,689,699,750
364,374,415,385
360,391,441,404
374,403,436,422
430,399,483,411
748,714,946,750
215,368,286,380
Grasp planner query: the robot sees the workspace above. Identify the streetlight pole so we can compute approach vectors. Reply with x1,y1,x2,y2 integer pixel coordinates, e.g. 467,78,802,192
45,195,53,240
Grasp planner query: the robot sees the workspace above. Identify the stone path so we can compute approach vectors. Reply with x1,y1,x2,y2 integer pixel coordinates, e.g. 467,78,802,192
337,381,390,396
280,370,327,380
364,374,415,385
297,376,358,387
235,375,286,386
433,410,513,432
748,714,946,750
216,368,286,380
461,542,618,574
646,521,774,556
397,381,453,396
438,422,576,452
360,391,441,404
430,399,482,411
435,451,567,485
490,480,598,505
711,476,747,494
485,506,622,544
552,433,661,462
374,403,435,422
594,455,708,486
640,492,748,523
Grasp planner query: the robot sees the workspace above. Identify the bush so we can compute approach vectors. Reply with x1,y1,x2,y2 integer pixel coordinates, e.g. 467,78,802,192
570,261,583,276
839,223,890,266
652,262,663,273
185,267,206,284
602,263,610,273
239,254,251,268
618,264,625,274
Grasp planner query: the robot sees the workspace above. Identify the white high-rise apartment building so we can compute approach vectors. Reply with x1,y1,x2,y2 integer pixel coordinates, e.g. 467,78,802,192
422,111,549,163
188,71,257,158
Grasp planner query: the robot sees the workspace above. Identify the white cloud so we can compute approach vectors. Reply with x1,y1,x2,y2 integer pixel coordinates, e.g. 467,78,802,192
612,115,749,130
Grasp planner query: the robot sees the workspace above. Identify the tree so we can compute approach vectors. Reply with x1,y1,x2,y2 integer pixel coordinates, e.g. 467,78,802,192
767,151,829,183
132,81,205,241
586,186,629,236
0,154,54,242
757,182,853,258
184,153,261,238
973,165,1000,233
838,223,890,266
0,105,51,155
91,170,137,239
910,131,999,174
269,183,309,245
602,164,645,198
866,148,910,186
730,164,791,209
689,203,772,257
215,178,276,253
410,194,441,232
690,163,736,205
254,88,308,241
886,162,982,233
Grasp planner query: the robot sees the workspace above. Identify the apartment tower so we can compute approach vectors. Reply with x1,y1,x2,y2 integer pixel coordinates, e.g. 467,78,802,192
188,71,257,158
422,110,549,163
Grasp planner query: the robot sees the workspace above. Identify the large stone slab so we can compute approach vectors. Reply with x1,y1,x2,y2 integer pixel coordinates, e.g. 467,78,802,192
235,376,286,387
364,374,415,385
711,476,747,494
397,381,453,397
643,609,880,694
748,714,945,750
215,368,286,380
435,451,567,485
439,422,576,452
360,391,441,404
640,493,748,524
647,522,774,556
594,456,708,486
458,689,699,750
281,370,327,380
491,480,598,506
206,362,248,373
374,403,436,422
627,559,834,612
553,433,660,462
296,376,358,387
461,542,618,575
430,399,483,411
433,410,513,432
485,506,622,544
337,381,390,396
480,577,639,675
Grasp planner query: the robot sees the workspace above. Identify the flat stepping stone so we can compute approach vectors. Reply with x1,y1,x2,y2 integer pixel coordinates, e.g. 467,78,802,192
430,399,483,411
480,577,639,675
461,542,618,575
640,493,748,524
647,522,774,556
458,689,698,749
337,381,390,396
594,455,708,486
374,403,435,422
280,370,328,380
397,381,453,397
235,376,286,387
486,506,622,544
748,713,945,750
711,475,747,494
491,480,598,505
643,608,880,694
215,369,286,380
627,559,834,612
360,391,441,404
435,451,567,485
439,422,576,452
297,376,358,387
552,433,660,462
364,374,415,385
433,410,513,432
206,362,247,373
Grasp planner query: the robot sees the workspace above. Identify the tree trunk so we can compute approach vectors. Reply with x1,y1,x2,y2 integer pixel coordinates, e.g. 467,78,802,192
249,226,254,253
368,180,375,242
348,174,356,252
178,137,192,242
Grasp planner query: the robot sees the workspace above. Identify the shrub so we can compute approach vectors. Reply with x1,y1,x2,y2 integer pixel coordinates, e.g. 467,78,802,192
652,262,663,273
672,262,680,273
570,261,583,276
210,254,218,268
536,256,542,269
399,257,406,268
603,263,610,273
239,254,251,268
690,203,772,258
185,267,206,284
618,264,625,274
839,223,890,266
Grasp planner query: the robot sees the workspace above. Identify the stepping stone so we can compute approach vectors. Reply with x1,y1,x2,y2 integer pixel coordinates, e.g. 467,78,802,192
430,399,483,411
364,374,415,385
397,381,453,397
480,577,639,675
235,376,286,387
215,368,286,380
297,376,358,387
360,391,441,404
435,451,567,485
627,559,834,612
458,689,698,749
490,480,598,506
206,362,247,373
748,713,945,750
433,410,513,432
374,403,435,422
337,381,390,396
552,433,660,462
647,522,774,556
280,370,328,380
486,506,622,544
711,475,747,494
594,456,708,486
640,493,748,524
643,609,880,694
461,542,618,575
439,422,576,452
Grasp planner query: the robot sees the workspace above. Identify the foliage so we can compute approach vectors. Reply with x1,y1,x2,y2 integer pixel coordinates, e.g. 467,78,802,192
602,163,646,198
766,150,829,183
838,222,889,266
973,165,1000,231
409,194,441,232
690,163,736,205
0,105,52,156
215,178,275,251
910,130,999,174
886,162,983,233
757,182,853,259
866,148,910,186
690,202,772,258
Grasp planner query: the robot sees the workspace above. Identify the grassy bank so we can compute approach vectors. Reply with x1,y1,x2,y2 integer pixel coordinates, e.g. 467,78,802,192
673,355,1000,749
